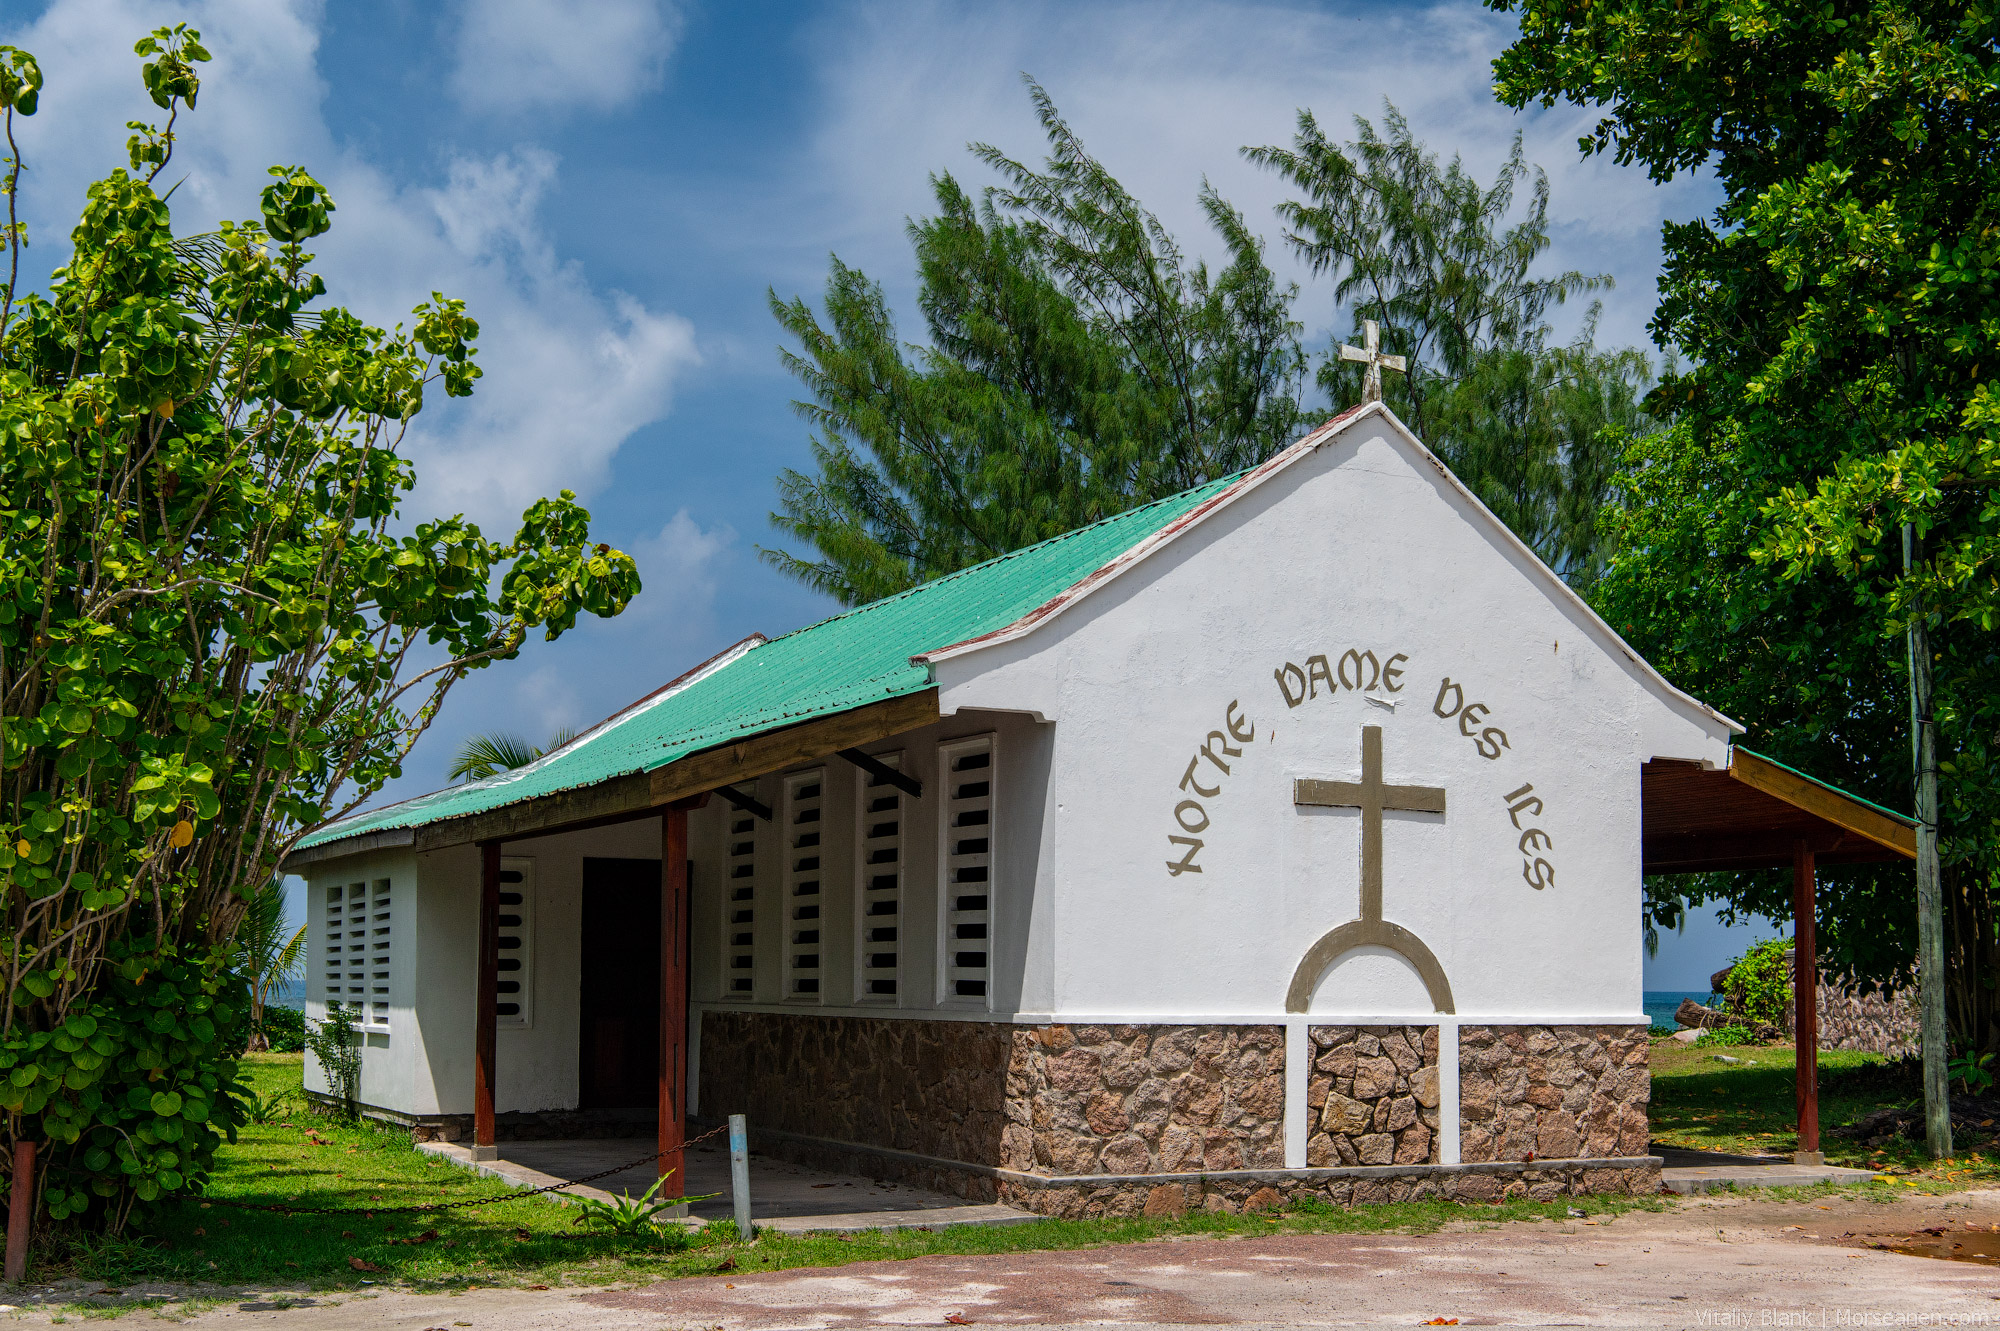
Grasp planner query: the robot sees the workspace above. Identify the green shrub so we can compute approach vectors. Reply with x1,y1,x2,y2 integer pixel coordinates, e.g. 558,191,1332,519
303,1007,360,1118
255,1005,306,1054
1696,1024,1759,1048
1721,938,1794,1028
0,947,248,1232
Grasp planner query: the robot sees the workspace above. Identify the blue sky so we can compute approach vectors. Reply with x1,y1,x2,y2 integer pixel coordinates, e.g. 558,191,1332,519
6,0,1765,982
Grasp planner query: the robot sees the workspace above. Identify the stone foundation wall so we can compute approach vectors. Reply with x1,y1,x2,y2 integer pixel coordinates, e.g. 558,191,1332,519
1458,1025,1649,1162
696,1011,1658,1215
698,1011,1014,1168
998,1159,1662,1219
1008,1024,1284,1175
1304,1025,1440,1166
1815,975,1920,1056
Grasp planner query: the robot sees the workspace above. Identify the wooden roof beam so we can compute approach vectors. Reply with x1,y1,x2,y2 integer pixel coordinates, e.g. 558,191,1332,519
1727,749,1916,860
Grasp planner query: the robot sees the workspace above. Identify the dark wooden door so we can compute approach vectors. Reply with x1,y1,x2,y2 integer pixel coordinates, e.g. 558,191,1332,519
579,857,661,1110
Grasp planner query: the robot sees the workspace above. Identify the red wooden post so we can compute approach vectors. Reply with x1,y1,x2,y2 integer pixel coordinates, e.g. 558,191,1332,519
1793,839,1821,1162
5,1138,32,1283
659,805,690,1186
474,841,501,1158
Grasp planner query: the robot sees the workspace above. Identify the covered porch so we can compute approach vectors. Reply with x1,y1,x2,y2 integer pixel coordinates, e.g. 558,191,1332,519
417,1134,1036,1233
1641,746,1919,1162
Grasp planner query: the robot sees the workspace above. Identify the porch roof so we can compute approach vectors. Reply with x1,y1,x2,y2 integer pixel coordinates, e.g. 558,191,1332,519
1641,747,1917,874
289,467,1245,861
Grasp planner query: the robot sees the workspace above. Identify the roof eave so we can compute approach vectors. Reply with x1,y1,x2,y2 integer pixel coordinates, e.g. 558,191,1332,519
907,403,1744,739
911,404,1369,668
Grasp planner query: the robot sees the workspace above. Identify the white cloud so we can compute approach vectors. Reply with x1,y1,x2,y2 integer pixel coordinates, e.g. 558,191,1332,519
766,0,1719,358
621,509,735,627
449,0,682,116
2,0,700,534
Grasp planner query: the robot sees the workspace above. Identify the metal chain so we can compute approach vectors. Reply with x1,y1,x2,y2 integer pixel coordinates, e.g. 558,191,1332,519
192,1121,733,1217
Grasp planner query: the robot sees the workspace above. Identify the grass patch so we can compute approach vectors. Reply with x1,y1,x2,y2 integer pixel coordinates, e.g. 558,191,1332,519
38,1053,1677,1295
1648,1035,2000,1188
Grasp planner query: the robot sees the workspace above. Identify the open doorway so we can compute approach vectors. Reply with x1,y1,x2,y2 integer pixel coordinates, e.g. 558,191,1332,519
578,857,660,1110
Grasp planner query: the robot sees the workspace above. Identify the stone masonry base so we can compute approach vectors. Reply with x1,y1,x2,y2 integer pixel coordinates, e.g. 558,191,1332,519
704,1118,1661,1216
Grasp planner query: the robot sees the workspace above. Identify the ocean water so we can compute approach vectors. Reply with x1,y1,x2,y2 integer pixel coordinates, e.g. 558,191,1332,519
265,978,305,1012
1643,990,1712,1031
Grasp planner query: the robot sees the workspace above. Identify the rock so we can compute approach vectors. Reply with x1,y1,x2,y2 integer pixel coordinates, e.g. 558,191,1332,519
1356,1132,1395,1165
1158,1124,1200,1172
1315,1044,1358,1078
1084,1091,1130,1135
1046,1047,1103,1093
1675,999,1730,1030
1244,1186,1285,1212
1320,1091,1371,1136
1099,1134,1152,1174
1384,1095,1419,1132
1142,1183,1187,1218
1671,1029,1699,1043
1411,1065,1441,1108
1353,1055,1398,1100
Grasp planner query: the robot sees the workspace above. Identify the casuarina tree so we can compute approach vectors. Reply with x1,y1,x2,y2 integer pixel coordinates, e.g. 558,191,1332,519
1248,105,1656,583
0,25,639,1230
766,80,1312,606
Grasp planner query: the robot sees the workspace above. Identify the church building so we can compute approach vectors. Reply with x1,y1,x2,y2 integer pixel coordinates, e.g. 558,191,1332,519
285,398,1914,1214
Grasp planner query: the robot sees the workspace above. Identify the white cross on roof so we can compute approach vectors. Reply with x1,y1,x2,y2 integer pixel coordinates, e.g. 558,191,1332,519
1338,319,1407,404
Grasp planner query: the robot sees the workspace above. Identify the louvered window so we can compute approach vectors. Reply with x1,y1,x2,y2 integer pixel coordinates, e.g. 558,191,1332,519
940,736,994,1004
854,752,904,1002
723,795,758,996
493,858,535,1028
323,880,365,1018
366,878,392,1029
785,771,824,1000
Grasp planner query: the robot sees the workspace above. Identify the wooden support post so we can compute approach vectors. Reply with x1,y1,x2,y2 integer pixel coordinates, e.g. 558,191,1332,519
1792,839,1822,1163
4,1139,32,1283
474,840,500,1159
659,805,690,1187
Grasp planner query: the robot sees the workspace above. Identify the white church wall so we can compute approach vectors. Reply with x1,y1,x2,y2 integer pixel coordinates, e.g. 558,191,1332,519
308,820,661,1119
302,846,417,1107
930,415,1735,1027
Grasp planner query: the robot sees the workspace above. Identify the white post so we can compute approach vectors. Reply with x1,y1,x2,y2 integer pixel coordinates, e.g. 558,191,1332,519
729,1113,754,1241
1284,1020,1309,1168
1438,1020,1461,1165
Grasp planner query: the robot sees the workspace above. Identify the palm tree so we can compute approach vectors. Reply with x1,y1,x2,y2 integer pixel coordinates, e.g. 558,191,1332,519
235,876,306,1052
448,727,578,782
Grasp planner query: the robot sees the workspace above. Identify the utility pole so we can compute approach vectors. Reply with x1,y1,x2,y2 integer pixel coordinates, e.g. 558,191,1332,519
1905,522,1953,1160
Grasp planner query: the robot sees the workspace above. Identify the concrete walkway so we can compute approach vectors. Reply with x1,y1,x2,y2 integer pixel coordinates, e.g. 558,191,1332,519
417,1137,1036,1233
1653,1143,1878,1194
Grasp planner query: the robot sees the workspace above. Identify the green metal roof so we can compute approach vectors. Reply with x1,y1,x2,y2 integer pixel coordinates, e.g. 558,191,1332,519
1733,747,1917,827
297,472,1241,850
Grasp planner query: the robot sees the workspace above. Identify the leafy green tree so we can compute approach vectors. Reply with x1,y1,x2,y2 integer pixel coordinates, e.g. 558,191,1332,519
1248,105,1654,581
0,25,639,1228
1491,1,1999,1054
1598,422,1921,986
447,727,577,783
766,81,1311,605
230,877,303,1053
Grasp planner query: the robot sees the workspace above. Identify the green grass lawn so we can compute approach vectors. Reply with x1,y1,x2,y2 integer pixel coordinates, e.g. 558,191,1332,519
1647,1035,2000,1186
46,1053,1678,1300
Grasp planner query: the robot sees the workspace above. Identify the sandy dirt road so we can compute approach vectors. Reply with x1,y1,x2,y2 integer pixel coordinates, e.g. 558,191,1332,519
10,1188,2000,1328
